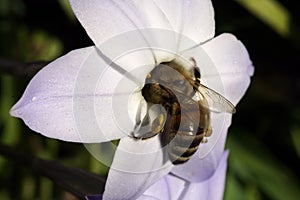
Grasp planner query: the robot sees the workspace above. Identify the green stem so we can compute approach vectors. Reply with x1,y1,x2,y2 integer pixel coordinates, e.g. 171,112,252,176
0,143,105,198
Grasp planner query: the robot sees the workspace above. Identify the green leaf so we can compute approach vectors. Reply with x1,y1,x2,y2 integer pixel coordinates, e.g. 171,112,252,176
235,0,290,37
224,171,245,200
227,133,300,200
290,126,300,158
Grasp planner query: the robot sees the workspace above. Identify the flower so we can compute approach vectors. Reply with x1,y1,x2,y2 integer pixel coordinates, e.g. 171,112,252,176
85,151,229,200
143,151,229,200
10,0,254,199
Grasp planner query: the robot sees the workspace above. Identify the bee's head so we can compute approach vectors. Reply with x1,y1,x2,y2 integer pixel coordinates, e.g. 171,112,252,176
143,59,197,99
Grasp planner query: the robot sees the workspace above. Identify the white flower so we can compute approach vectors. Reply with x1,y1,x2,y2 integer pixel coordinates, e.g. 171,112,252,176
139,151,229,200
10,0,254,199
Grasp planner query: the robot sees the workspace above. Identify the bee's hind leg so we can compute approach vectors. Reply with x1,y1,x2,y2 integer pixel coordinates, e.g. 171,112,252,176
201,126,212,144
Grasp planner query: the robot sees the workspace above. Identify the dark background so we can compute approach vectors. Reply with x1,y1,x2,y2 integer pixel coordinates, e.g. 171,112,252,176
0,0,299,199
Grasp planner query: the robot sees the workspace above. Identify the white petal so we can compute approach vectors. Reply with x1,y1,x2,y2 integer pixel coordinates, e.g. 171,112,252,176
152,0,183,36
69,0,144,46
180,0,215,45
69,0,178,64
176,0,215,50
131,0,212,52
69,0,215,64
140,175,186,200
181,151,229,200
180,33,253,106
201,33,254,105
140,0,215,51
137,196,159,200
140,152,228,200
10,47,148,143
69,0,175,45
157,0,215,40
172,33,253,182
103,137,173,200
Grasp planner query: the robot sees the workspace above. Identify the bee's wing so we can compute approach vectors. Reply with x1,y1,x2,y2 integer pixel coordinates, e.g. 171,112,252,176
195,84,236,114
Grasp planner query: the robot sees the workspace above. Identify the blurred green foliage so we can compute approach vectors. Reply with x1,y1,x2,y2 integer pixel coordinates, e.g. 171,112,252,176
235,0,291,38
0,0,299,199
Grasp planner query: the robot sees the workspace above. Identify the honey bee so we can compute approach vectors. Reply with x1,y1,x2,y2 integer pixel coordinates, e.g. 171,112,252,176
135,58,235,164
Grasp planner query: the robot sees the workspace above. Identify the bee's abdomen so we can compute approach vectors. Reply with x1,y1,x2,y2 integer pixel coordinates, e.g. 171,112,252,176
142,82,212,165
162,100,211,165
167,128,206,164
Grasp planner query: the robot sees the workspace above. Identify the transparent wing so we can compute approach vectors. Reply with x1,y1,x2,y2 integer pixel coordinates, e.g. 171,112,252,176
195,83,236,114
163,77,235,114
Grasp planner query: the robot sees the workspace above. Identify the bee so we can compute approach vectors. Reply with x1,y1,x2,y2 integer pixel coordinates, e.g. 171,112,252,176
136,58,235,164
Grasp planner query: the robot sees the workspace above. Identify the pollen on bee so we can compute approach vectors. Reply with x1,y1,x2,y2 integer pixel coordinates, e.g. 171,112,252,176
201,138,208,143
151,113,165,133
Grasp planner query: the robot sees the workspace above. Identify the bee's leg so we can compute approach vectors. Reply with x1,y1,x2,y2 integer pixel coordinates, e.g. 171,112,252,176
205,126,212,137
201,126,212,143
140,113,165,140
201,138,208,143
130,132,159,140
151,113,165,132
131,100,166,141
140,132,160,140
131,113,165,140
131,132,142,140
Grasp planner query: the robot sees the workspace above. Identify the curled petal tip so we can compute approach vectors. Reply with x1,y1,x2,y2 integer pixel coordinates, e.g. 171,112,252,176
248,64,255,76
9,102,21,118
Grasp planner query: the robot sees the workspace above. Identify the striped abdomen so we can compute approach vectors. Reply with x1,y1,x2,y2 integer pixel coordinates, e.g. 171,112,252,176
161,97,211,164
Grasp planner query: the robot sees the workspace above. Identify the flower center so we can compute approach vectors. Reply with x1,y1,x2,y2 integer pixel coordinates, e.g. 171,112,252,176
132,58,199,140
140,59,211,164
